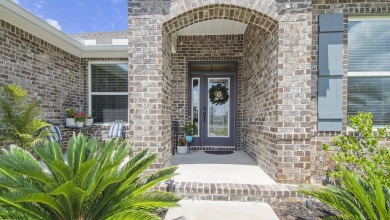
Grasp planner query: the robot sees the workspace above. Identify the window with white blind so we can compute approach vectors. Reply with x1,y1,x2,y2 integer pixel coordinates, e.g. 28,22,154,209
89,63,128,123
348,17,390,125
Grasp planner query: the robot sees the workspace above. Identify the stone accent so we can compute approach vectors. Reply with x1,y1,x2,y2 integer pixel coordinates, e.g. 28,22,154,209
310,1,390,184
154,181,304,203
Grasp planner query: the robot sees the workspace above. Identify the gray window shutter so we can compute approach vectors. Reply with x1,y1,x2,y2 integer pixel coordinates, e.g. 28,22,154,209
318,14,344,131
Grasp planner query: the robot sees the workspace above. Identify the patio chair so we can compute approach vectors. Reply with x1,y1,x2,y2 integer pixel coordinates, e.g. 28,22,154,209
43,124,62,143
108,120,127,139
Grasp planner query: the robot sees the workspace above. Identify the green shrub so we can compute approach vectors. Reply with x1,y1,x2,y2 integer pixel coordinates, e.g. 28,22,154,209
299,112,390,219
0,84,50,149
323,112,390,186
0,134,180,219
299,165,390,220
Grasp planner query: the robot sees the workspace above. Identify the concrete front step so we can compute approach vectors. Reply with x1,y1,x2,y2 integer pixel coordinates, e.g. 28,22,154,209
155,181,304,203
164,200,279,220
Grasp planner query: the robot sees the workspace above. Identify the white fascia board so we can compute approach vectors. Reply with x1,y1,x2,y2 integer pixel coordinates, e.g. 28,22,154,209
0,0,127,59
81,45,128,58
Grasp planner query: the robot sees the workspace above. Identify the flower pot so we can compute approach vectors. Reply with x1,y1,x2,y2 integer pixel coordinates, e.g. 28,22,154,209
76,122,84,128
177,145,188,155
185,135,193,143
84,118,94,127
66,118,76,127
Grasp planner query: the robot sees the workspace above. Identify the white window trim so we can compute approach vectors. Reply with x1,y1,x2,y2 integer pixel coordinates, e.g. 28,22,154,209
347,17,390,127
191,78,200,137
348,72,390,77
349,16,390,21
348,17,390,77
88,61,129,124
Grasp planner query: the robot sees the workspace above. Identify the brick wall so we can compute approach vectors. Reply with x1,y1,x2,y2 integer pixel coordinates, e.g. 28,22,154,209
171,35,244,146
242,25,279,180
0,19,128,149
128,15,174,170
310,1,390,183
0,19,85,125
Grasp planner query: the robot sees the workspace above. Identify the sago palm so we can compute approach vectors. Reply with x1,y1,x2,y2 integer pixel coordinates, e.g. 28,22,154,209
0,133,180,219
0,84,50,149
299,165,390,220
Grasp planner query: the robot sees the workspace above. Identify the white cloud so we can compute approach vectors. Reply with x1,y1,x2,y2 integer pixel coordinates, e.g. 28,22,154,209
45,18,62,30
11,0,20,4
33,0,44,9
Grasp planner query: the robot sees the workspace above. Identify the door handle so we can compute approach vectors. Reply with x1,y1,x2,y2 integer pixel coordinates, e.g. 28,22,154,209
203,111,206,123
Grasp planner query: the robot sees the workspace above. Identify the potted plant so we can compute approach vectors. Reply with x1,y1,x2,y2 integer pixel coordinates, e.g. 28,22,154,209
184,117,197,142
65,107,76,127
72,111,87,127
84,111,94,127
177,137,187,155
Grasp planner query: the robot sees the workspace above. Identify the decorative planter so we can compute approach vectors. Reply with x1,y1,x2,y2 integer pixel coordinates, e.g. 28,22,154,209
177,145,188,155
185,135,193,143
84,118,94,127
76,122,84,128
66,118,76,127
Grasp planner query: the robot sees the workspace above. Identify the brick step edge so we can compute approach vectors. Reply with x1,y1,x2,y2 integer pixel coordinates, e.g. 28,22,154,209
153,182,306,203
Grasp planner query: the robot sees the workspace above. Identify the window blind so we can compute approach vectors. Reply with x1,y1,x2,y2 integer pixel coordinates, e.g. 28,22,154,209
348,77,390,125
91,95,128,123
348,20,390,72
91,64,128,92
90,63,128,123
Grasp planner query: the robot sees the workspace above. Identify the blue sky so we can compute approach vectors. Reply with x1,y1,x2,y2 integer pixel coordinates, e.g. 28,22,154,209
11,0,127,34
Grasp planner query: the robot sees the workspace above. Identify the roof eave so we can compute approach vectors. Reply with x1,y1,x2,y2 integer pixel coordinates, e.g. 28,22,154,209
0,0,128,58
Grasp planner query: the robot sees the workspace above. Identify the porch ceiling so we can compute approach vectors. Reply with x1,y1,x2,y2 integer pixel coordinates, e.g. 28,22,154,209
176,19,247,36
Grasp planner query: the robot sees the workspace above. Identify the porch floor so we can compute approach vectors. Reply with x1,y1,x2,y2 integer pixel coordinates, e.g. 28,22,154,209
171,151,276,185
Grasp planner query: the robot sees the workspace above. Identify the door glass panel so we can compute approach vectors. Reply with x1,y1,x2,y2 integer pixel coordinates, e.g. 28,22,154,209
192,78,200,136
208,78,229,137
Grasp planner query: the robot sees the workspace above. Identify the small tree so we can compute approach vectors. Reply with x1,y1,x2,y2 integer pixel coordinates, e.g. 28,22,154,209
323,112,390,186
299,112,390,219
0,84,50,149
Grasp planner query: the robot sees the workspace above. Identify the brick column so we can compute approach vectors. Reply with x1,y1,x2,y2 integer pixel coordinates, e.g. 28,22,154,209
276,5,313,183
128,1,172,168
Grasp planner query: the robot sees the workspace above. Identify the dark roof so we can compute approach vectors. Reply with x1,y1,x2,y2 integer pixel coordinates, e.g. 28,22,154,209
68,31,127,45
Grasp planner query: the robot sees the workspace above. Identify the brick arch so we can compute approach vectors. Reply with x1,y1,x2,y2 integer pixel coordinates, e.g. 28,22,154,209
163,4,278,34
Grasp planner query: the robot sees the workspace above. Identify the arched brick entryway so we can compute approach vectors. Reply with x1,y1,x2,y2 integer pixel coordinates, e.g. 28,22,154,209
163,4,278,34
128,0,312,184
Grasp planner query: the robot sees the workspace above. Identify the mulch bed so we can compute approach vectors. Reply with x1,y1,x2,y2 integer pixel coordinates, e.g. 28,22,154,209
271,201,339,220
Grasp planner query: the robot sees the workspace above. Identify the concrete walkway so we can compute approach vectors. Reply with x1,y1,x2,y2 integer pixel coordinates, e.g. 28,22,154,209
171,151,276,185
164,200,279,220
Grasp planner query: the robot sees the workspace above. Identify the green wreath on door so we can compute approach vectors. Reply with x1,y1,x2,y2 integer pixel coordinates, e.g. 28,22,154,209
209,83,229,105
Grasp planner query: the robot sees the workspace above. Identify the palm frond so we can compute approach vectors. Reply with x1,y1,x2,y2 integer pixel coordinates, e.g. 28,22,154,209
0,84,48,149
299,165,390,220
0,134,180,219
104,209,160,220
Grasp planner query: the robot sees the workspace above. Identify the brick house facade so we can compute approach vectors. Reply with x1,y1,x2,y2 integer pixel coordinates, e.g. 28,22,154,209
1,0,390,184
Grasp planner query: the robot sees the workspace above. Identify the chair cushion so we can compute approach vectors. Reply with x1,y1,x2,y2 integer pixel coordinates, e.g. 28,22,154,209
44,125,62,142
108,123,124,138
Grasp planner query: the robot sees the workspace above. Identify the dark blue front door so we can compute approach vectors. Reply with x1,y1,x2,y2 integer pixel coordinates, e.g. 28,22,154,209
190,73,236,147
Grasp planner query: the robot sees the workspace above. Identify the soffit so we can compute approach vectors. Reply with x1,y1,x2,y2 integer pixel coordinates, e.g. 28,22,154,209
176,19,248,36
